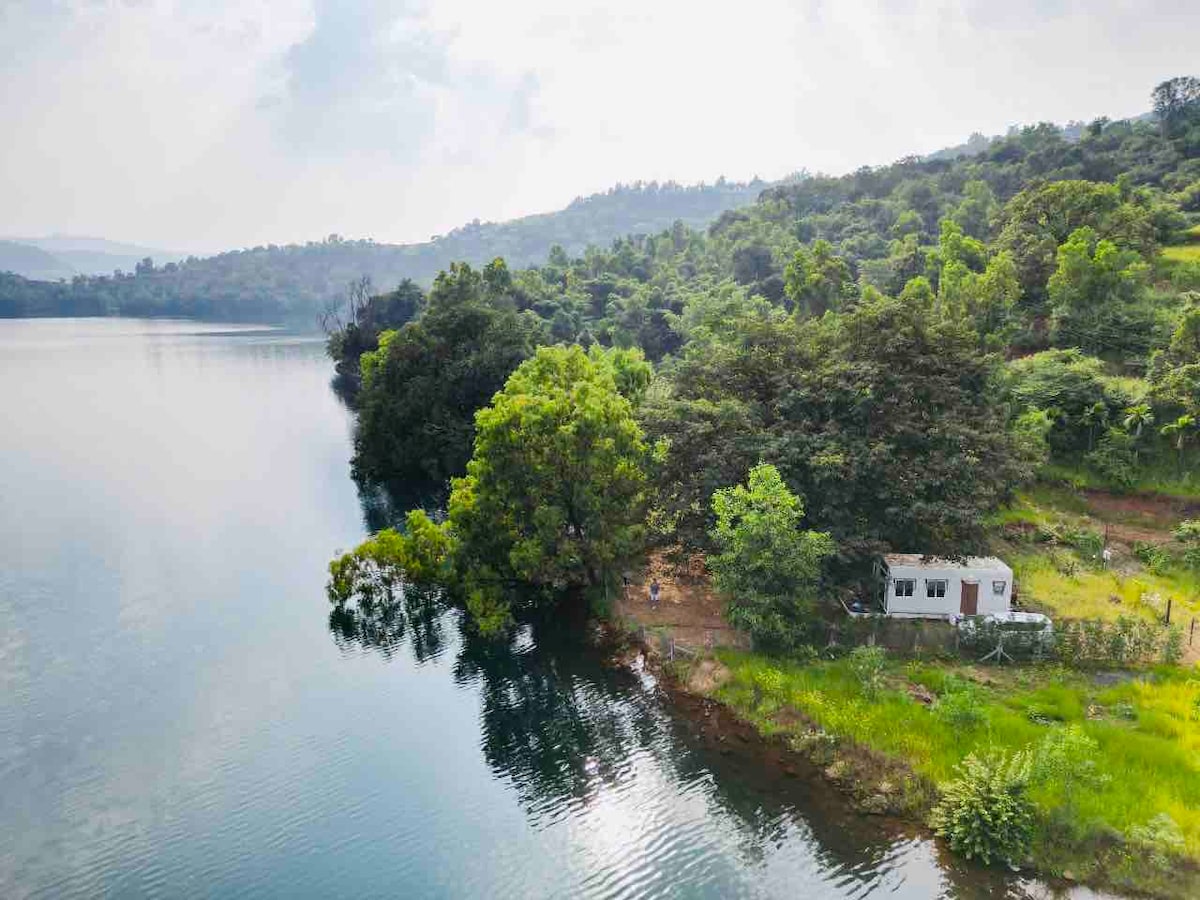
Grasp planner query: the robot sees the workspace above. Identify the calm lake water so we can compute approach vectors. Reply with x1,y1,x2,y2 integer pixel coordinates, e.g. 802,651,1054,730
0,318,1106,898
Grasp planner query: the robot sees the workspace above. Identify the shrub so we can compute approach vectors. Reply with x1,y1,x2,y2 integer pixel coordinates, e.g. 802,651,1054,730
1162,625,1185,665
849,645,888,698
930,749,1035,866
1174,520,1200,571
1060,525,1105,563
1128,813,1185,872
1033,724,1106,793
1053,617,1177,668
935,688,988,730
1084,429,1138,491
1132,541,1173,574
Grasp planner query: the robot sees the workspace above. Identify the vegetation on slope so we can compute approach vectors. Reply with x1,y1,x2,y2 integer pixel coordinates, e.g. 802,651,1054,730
709,651,1200,898
0,180,763,320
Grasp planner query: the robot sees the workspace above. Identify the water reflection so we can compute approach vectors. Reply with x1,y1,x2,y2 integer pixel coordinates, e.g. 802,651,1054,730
326,586,1106,898
454,621,666,823
328,583,448,663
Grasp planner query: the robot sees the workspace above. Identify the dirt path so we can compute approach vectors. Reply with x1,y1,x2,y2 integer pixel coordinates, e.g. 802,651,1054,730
615,550,749,651
1082,489,1198,537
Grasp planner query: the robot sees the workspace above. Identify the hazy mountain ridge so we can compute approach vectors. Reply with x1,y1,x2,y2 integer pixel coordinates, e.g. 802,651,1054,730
0,242,76,281
0,236,186,279
1,180,767,320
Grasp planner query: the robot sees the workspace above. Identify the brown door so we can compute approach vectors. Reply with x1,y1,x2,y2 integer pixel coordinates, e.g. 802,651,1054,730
960,582,979,616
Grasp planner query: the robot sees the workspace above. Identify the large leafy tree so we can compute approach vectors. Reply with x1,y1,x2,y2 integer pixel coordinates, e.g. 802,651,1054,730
1150,299,1200,416
448,345,652,629
353,262,542,486
645,290,1030,555
325,278,426,387
1046,226,1152,357
709,464,835,652
783,240,854,316
1007,349,1134,458
1152,76,1200,142
777,293,1031,553
995,180,1157,304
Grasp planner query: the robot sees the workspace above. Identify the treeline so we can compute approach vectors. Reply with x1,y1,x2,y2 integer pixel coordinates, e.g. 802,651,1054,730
326,77,1200,641
0,180,763,321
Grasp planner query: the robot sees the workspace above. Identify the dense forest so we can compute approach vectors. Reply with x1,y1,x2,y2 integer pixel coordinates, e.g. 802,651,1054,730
0,180,763,320
327,76,1200,628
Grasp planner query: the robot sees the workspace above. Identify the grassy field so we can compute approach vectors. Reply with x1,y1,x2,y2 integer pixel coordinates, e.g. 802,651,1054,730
710,650,1200,896
1163,223,1200,263
987,484,1200,628
1040,462,1200,501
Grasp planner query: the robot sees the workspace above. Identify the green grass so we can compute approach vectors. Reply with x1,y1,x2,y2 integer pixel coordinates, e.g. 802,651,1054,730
1008,550,1200,624
712,651,1200,894
1164,244,1200,264
988,486,1200,624
1162,224,1200,263
1039,462,1200,500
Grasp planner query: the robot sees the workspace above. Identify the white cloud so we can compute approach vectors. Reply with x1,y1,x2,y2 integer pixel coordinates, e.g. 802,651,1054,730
1,0,1198,252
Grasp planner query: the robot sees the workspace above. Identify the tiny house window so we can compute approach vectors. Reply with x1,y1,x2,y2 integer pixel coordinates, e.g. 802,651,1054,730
993,580,1007,595
894,578,915,598
925,579,947,599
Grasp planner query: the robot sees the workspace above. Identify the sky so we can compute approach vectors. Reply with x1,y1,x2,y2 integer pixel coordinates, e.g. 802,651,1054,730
1,0,1198,254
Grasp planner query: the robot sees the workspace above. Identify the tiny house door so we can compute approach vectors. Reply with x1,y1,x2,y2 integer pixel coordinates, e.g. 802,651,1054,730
960,581,979,616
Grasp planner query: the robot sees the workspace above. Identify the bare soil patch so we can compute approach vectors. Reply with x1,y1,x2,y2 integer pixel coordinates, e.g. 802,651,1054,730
615,549,749,650
1082,489,1197,535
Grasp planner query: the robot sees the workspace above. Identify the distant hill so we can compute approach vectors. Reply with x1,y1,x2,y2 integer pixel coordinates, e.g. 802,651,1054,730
0,242,76,281
10,236,186,277
923,111,1157,162
1,180,767,321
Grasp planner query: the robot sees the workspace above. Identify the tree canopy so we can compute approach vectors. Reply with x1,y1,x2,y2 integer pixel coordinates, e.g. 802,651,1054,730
447,345,653,630
708,464,835,652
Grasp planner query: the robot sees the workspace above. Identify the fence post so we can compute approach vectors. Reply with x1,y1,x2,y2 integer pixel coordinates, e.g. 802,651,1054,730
1165,597,1172,626
1191,617,1196,647
669,637,675,662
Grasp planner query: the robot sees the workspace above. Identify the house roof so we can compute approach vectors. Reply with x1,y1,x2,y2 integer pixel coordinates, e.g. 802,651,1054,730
883,553,1010,571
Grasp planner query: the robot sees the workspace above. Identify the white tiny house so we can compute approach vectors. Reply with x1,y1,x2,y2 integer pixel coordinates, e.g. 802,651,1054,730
876,554,1013,619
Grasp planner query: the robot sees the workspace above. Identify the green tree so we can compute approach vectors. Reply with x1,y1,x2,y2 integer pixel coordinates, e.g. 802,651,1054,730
708,464,835,652
996,180,1156,304
448,345,652,630
783,240,854,317
1007,349,1133,459
1047,226,1151,356
1152,76,1200,140
950,179,999,241
936,221,1020,343
1149,300,1200,422
353,262,542,486
1161,414,1199,476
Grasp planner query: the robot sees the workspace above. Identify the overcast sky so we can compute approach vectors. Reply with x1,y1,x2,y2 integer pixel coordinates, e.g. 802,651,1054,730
1,0,1198,253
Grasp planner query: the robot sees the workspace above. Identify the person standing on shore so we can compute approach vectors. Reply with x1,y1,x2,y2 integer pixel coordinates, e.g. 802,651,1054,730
649,579,661,609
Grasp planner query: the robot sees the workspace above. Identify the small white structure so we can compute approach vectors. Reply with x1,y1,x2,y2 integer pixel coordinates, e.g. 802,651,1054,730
876,554,1013,619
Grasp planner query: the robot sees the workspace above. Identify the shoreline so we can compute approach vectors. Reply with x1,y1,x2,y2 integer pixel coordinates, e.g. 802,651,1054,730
605,556,1200,900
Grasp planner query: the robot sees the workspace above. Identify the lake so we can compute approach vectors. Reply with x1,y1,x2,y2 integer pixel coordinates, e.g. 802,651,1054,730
0,318,1102,898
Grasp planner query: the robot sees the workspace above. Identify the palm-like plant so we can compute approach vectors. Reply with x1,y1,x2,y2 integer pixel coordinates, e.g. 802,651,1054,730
1123,403,1155,463
1161,414,1198,477
1081,401,1109,452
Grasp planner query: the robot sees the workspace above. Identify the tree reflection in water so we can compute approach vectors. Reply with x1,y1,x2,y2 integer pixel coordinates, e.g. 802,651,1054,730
452,619,666,823
328,583,448,663
326,584,1064,899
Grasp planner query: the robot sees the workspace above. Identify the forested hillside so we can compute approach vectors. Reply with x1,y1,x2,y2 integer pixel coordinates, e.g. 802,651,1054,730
336,77,1200,539
0,180,763,320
